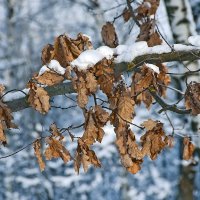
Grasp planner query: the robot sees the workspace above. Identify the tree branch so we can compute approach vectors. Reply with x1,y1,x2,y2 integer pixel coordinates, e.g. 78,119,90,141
5,82,74,112
4,47,200,113
114,48,200,74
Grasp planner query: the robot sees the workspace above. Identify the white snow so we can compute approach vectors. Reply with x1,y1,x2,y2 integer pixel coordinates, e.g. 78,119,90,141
82,34,92,41
145,63,160,74
70,40,200,70
70,46,114,71
188,35,200,46
96,46,114,59
38,65,49,75
70,49,105,70
16,176,40,188
51,175,82,187
3,88,30,101
114,41,149,63
115,43,200,63
147,165,171,200
144,2,151,9
39,59,66,75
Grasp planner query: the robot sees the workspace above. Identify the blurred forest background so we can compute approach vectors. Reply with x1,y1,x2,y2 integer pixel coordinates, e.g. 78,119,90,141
0,0,200,199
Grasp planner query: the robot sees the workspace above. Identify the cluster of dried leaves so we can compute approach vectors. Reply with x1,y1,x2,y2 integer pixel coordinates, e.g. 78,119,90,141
0,0,198,174
0,85,17,145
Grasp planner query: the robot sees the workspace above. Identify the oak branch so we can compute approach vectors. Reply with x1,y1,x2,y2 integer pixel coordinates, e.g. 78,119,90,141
4,47,200,113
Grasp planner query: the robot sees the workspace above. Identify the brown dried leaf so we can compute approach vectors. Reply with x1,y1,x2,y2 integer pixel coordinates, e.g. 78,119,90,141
141,119,158,131
136,0,160,20
127,161,142,174
54,33,92,68
27,83,50,114
94,59,115,96
0,84,5,96
54,35,77,67
101,22,118,48
131,64,170,108
137,21,153,42
127,129,144,160
82,108,106,145
0,101,17,145
94,105,109,126
85,72,98,93
74,139,101,173
49,123,63,140
117,91,135,124
35,71,64,86
141,120,166,160
147,31,162,47
33,139,46,171
45,137,71,163
75,76,88,108
41,44,55,65
123,8,131,22
0,101,17,128
115,124,143,174
185,82,200,115
0,123,6,145
73,69,98,108
82,113,99,145
183,137,195,160
164,135,174,148
74,150,82,174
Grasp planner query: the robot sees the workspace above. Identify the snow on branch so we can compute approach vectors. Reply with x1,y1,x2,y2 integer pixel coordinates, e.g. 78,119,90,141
3,44,200,113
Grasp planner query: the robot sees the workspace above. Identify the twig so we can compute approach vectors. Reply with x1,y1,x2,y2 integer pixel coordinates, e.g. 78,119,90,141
51,105,77,110
1,89,27,100
102,106,144,130
164,110,175,135
126,0,140,27
167,68,200,76
155,24,174,52
157,83,184,95
149,89,191,114
0,137,46,160
60,123,85,133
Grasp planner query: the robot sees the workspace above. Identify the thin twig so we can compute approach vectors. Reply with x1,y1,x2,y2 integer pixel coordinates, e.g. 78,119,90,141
126,0,140,27
60,123,85,133
51,105,77,110
0,137,46,160
157,83,184,95
1,89,27,100
102,106,144,130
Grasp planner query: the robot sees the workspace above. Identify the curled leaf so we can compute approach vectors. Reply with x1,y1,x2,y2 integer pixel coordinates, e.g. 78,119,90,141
0,101,17,145
101,22,118,48
27,82,50,114
33,139,46,171
183,137,195,160
185,82,200,115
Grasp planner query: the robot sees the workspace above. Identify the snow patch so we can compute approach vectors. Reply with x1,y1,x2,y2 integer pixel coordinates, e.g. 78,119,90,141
70,49,105,70
96,46,114,59
16,176,40,188
3,88,29,101
39,60,65,75
114,41,149,63
70,41,200,70
51,175,82,187
82,33,92,41
145,63,160,74
188,35,200,46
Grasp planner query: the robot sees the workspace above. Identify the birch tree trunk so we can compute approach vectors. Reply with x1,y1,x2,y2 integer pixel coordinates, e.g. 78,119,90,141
164,0,199,199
